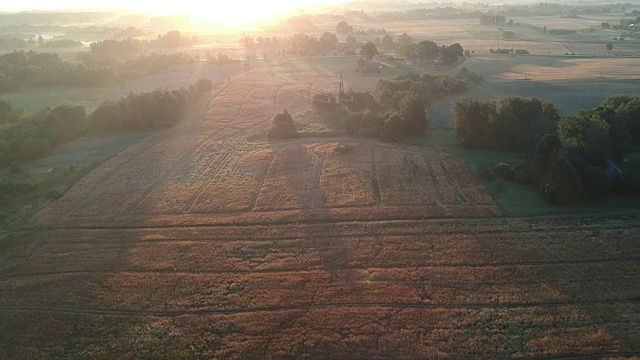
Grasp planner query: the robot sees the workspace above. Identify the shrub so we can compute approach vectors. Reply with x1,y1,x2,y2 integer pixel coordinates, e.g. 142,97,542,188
312,93,338,113
530,133,562,182
267,109,297,139
493,162,515,180
46,188,65,200
585,145,607,167
541,155,584,206
581,166,610,200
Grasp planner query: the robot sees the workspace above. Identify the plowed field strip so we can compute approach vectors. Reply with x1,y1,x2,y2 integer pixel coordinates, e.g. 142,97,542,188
184,151,236,213
36,204,635,229
251,148,284,211
1,299,637,317
56,85,232,220
4,259,638,279
30,217,640,241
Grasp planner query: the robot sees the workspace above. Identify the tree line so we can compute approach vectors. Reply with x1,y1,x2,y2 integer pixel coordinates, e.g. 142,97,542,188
84,31,198,61
266,68,482,142
0,50,117,93
388,33,465,65
0,50,200,93
0,78,213,168
454,95,640,205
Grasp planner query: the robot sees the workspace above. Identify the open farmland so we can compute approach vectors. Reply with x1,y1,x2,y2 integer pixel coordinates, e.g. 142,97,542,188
30,58,499,229
1,216,639,358
1,56,639,358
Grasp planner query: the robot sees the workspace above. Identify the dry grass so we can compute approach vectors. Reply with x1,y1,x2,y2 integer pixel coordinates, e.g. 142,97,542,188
497,57,640,81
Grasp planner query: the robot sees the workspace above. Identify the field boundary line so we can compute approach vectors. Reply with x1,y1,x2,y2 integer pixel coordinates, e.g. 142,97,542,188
5,259,639,280
1,299,638,318
251,148,283,212
28,209,640,231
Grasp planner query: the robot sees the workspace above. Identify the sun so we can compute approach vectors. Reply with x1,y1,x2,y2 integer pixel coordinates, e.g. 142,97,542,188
189,2,295,26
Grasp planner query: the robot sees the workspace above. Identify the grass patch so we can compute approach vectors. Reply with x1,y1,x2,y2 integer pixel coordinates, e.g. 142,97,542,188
0,132,147,227
422,127,639,217
294,110,346,138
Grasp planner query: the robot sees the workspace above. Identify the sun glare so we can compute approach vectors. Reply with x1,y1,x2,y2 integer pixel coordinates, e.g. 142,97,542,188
188,2,296,26
2,0,344,28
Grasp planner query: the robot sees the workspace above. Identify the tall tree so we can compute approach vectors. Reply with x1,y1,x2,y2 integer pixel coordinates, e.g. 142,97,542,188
336,21,353,35
415,40,439,60
360,42,378,61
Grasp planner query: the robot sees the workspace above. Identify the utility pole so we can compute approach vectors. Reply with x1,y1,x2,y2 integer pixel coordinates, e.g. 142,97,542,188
338,73,344,105
243,32,250,67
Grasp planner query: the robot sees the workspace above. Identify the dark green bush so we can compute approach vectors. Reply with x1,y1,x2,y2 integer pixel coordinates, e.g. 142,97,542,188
267,109,298,139
581,166,610,200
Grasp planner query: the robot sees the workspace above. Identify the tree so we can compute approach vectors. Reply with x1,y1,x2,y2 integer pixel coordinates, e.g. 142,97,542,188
345,35,359,49
503,31,515,39
383,112,405,141
381,35,396,49
601,22,610,29
319,32,338,53
615,97,640,145
268,109,297,139
452,98,498,147
495,97,558,151
398,33,413,47
336,21,353,35
582,166,610,200
606,42,614,54
396,43,415,60
440,43,464,65
398,94,428,135
541,155,584,206
360,42,378,61
415,40,439,61
0,100,23,124
530,133,562,182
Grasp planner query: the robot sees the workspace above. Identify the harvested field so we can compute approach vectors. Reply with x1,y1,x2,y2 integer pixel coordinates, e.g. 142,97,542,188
3,56,639,358
32,59,498,228
497,57,640,81
1,216,639,358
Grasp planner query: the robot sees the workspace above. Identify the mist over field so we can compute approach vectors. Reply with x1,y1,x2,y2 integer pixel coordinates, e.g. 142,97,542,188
1,1,639,358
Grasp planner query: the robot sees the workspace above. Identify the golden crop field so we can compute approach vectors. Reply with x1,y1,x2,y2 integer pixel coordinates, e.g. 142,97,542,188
1,49,639,358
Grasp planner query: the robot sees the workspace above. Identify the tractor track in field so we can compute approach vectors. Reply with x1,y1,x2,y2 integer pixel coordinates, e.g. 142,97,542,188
3,258,639,281
1,299,638,319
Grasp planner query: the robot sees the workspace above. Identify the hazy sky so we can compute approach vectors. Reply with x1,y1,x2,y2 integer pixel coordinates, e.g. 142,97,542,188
1,0,346,25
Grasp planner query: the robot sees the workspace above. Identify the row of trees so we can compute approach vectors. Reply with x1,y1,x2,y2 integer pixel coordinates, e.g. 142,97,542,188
453,97,560,152
377,68,483,110
0,102,88,167
459,95,639,205
301,69,482,142
243,31,464,64
392,34,465,65
561,95,640,159
0,50,201,93
0,78,213,168
309,90,429,142
90,78,212,131
479,14,507,26
0,50,117,93
86,31,198,61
